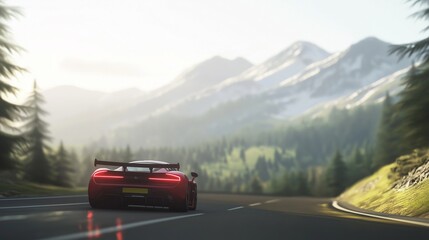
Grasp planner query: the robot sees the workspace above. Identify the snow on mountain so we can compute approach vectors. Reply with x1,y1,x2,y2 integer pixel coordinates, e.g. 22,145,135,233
125,56,253,120
44,36,415,147
244,41,330,89
158,41,329,116
150,56,252,98
306,67,409,119
267,37,412,117
43,56,252,145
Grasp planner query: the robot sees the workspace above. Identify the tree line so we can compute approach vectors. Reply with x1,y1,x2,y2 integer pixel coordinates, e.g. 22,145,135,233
3,0,429,197
0,3,74,187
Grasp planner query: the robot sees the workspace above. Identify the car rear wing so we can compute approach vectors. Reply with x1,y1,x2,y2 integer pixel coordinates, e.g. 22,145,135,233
94,158,180,172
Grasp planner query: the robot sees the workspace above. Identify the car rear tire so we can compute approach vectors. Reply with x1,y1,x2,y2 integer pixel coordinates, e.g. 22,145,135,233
89,197,102,209
189,190,197,210
171,195,188,212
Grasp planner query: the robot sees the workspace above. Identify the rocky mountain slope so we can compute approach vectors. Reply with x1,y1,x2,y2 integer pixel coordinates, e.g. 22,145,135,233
160,41,329,116
44,37,413,147
264,37,411,117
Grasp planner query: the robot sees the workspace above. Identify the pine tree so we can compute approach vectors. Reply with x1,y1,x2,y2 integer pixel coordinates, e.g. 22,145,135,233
239,148,246,163
255,155,269,181
53,141,74,187
373,93,403,168
123,144,133,162
296,170,309,195
0,3,24,170
78,146,96,186
347,148,368,185
395,63,429,150
390,1,429,61
274,149,282,162
250,175,263,194
325,151,347,196
110,147,119,161
24,81,52,184
390,0,429,151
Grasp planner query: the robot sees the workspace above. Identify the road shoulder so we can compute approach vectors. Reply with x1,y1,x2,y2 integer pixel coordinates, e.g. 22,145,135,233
333,200,429,227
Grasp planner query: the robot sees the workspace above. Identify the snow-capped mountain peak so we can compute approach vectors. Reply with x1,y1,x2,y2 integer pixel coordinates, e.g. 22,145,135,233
270,36,412,117
280,40,330,60
154,41,330,117
43,37,414,147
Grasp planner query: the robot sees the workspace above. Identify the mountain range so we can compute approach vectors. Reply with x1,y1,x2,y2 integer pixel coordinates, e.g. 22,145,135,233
44,36,412,148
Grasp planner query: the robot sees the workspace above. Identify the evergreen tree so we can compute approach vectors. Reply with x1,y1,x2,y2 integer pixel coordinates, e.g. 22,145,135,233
53,141,74,187
297,170,309,195
24,81,52,184
239,148,246,163
347,148,368,185
395,63,429,151
325,151,347,196
274,149,282,163
0,3,24,170
373,93,402,168
110,147,119,161
390,0,429,151
255,155,269,181
123,144,133,162
78,146,95,186
250,175,263,194
390,1,429,61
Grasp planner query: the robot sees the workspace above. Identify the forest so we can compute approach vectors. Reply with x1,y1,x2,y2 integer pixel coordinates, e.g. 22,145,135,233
2,0,429,199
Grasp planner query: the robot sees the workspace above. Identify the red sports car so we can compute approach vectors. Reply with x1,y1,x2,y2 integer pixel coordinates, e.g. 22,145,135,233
88,159,198,212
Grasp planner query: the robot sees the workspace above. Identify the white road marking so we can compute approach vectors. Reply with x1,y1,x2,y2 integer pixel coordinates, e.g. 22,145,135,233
0,202,88,210
265,199,280,204
0,215,28,221
0,195,86,201
41,213,204,240
249,202,261,207
332,201,429,228
227,206,244,211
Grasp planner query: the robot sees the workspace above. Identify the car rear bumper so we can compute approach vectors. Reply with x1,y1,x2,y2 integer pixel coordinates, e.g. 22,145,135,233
88,182,186,208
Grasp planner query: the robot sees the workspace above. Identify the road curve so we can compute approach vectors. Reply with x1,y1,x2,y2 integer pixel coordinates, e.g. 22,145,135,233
0,193,428,240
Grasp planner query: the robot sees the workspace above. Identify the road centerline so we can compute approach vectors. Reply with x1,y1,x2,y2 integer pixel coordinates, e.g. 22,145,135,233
265,199,280,204
227,206,244,211
249,202,261,207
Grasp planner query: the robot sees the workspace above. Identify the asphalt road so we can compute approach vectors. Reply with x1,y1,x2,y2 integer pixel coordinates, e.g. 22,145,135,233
0,193,428,240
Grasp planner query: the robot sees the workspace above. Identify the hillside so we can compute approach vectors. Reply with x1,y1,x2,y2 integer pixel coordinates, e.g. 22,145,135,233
339,149,429,217
44,56,252,146
163,41,329,116
110,37,411,147
43,36,413,148
305,67,409,120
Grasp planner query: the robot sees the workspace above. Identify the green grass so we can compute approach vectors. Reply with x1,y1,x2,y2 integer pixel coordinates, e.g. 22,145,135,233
0,181,86,197
339,163,429,217
199,146,280,181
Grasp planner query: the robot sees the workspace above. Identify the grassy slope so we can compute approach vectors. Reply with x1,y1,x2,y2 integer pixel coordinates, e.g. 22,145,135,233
200,146,279,179
339,163,429,217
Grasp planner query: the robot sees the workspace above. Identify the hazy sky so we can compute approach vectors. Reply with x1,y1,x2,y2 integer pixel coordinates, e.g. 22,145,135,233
8,0,426,93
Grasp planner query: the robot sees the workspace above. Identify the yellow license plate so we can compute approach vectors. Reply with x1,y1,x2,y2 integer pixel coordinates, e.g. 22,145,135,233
122,188,148,194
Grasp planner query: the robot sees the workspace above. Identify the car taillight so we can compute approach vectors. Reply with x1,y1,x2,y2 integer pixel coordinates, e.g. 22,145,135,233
149,173,181,182
93,170,124,182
